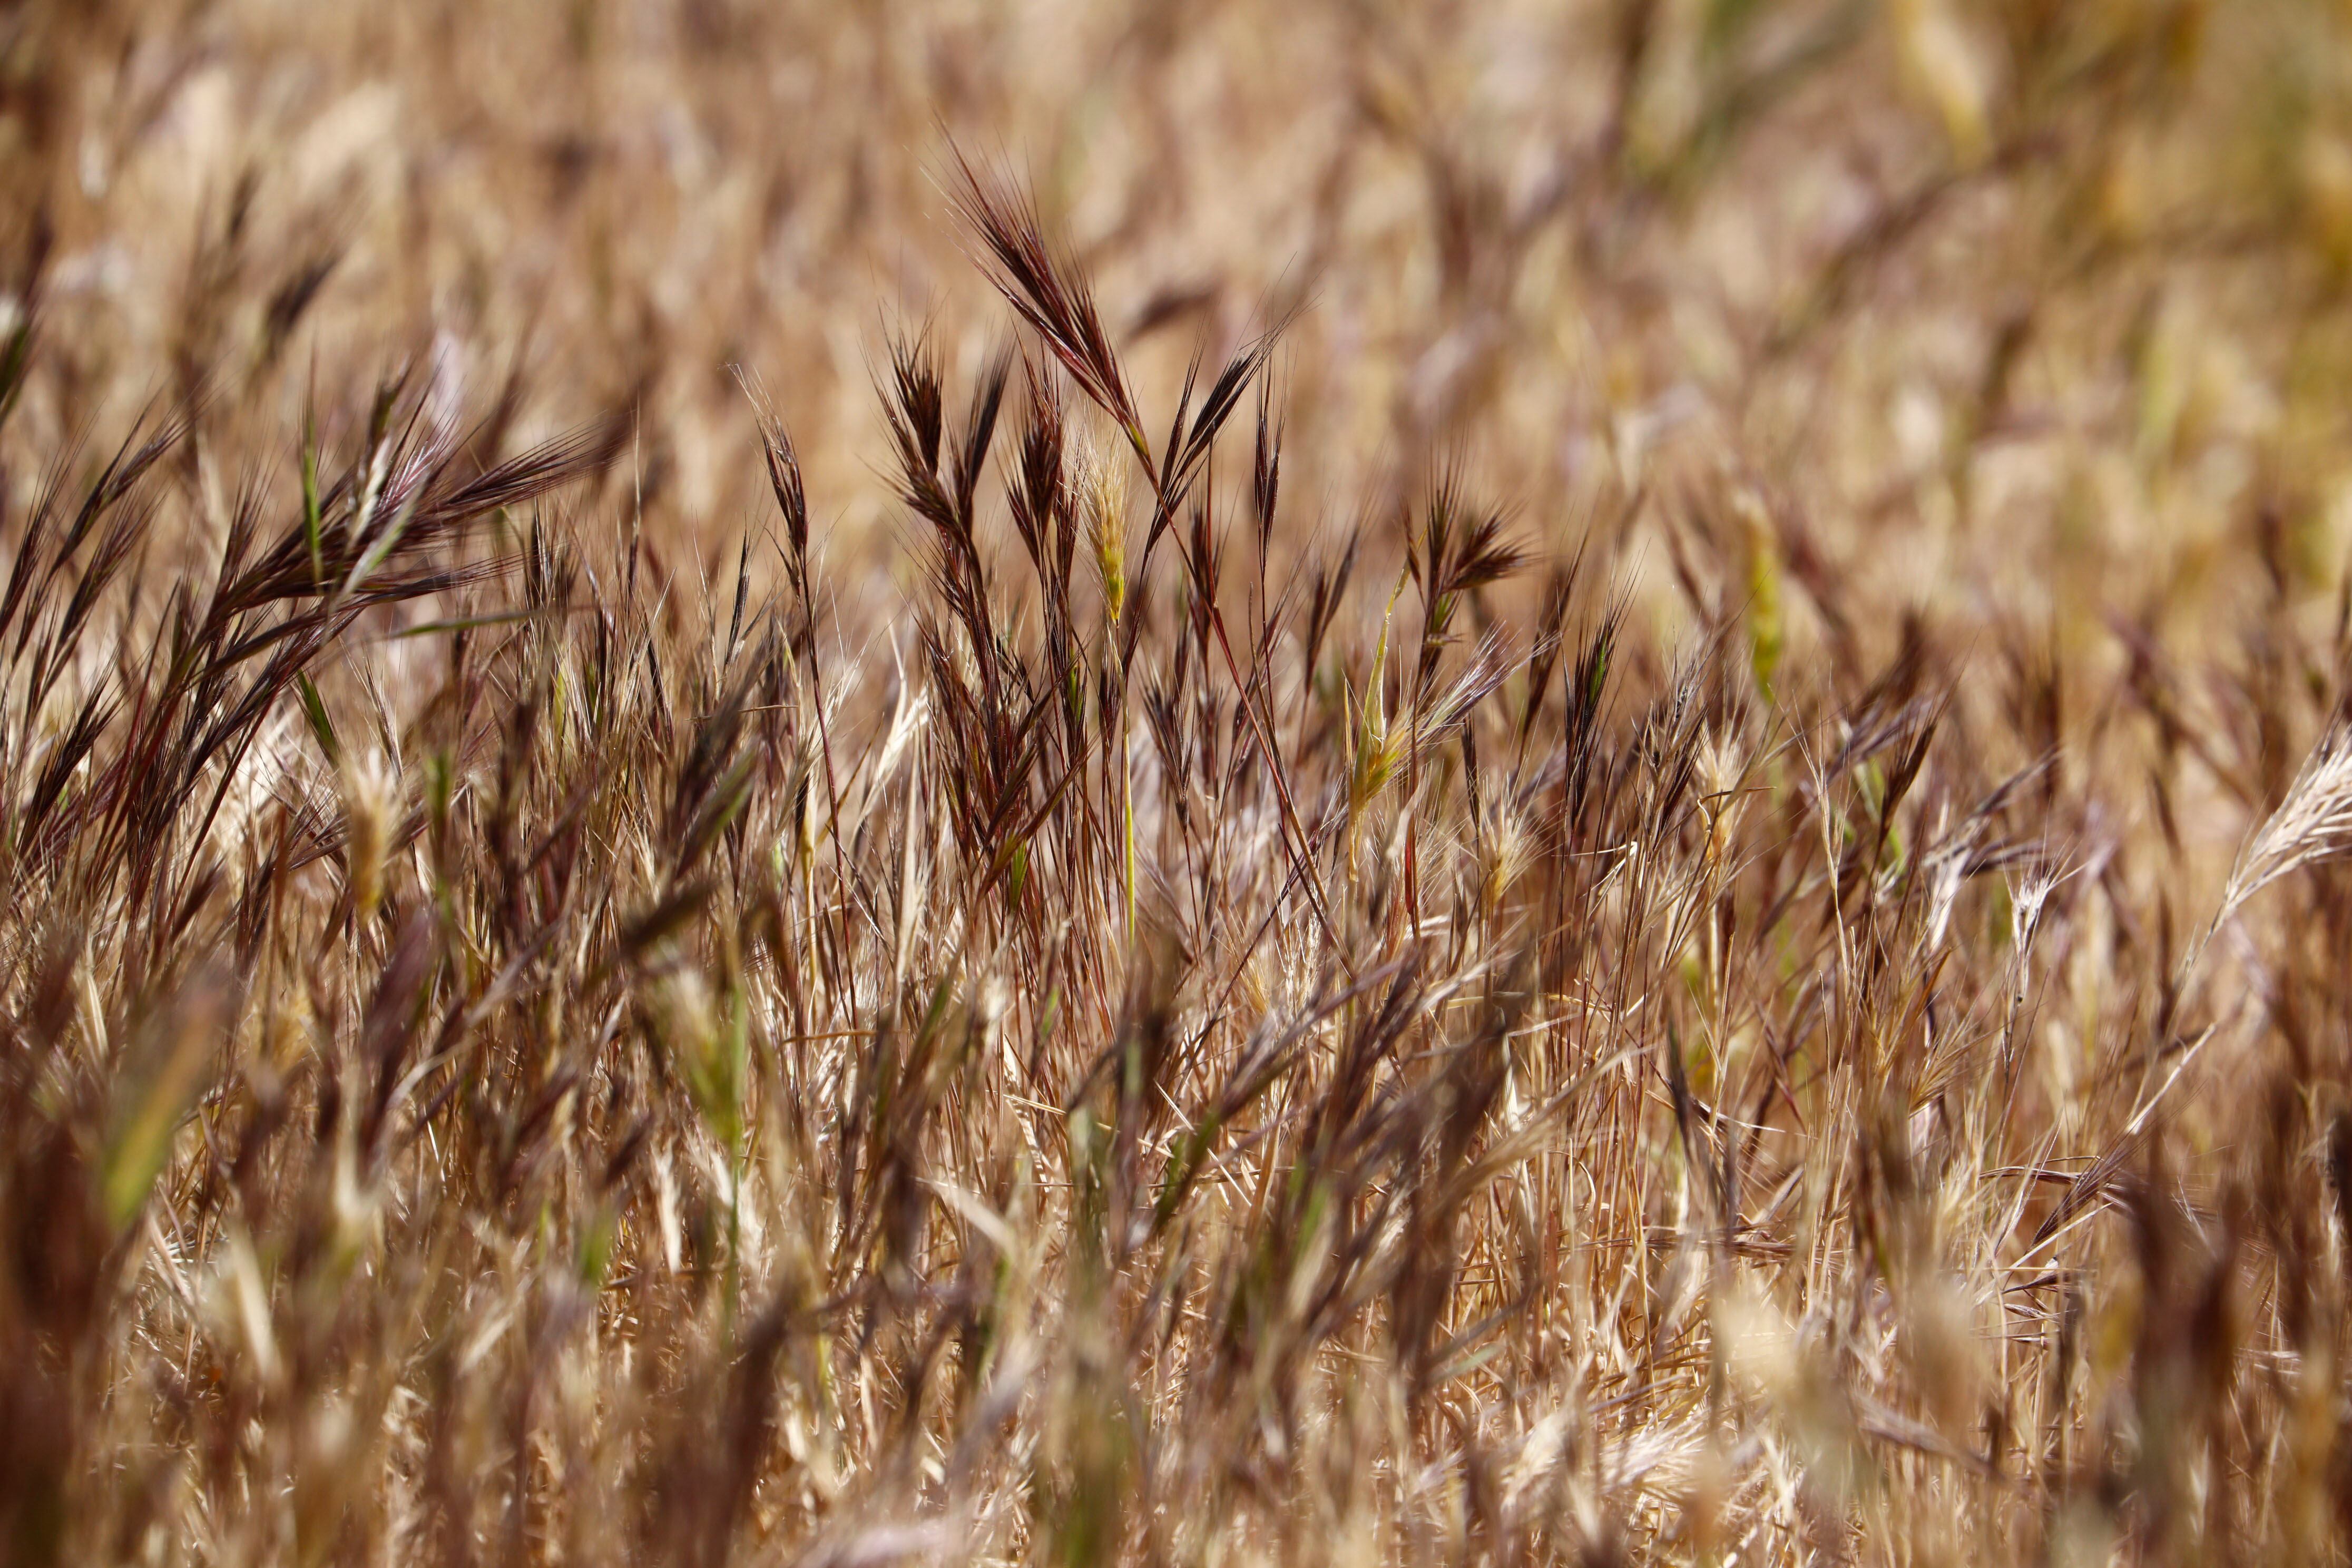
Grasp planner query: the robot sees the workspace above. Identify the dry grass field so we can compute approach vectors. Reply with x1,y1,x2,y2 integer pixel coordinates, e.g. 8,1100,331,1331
9,0,2352,1562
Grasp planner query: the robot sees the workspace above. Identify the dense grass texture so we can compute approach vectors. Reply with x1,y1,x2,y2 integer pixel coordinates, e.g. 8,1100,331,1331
13,1,2352,1563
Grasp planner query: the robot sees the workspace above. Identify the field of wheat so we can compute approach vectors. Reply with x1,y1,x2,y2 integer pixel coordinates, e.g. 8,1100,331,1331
9,2,2352,1563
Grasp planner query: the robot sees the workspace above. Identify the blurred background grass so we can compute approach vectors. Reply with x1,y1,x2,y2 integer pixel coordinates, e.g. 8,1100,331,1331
12,0,2351,666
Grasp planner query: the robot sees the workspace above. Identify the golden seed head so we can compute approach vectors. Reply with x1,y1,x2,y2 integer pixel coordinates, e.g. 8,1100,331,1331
1075,436,1129,624
340,750,398,928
